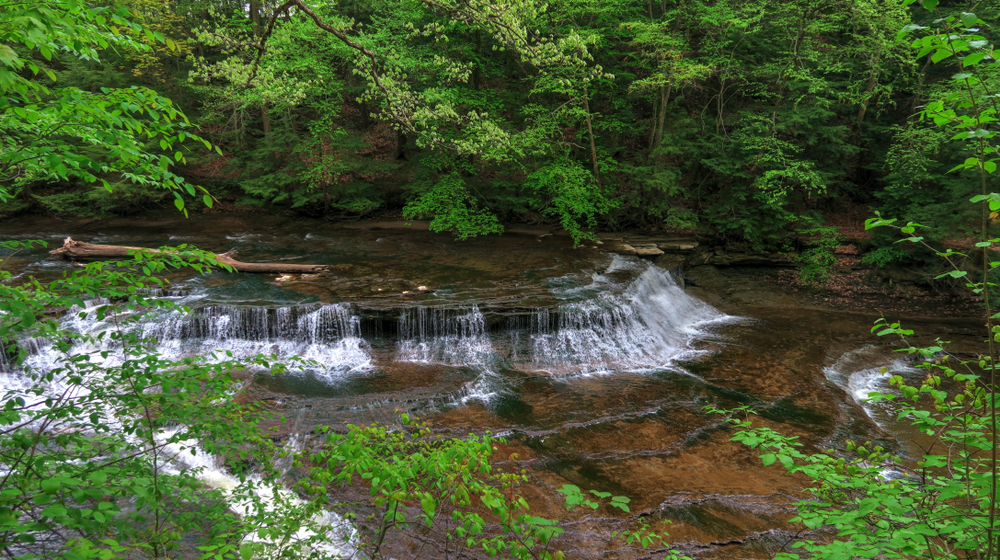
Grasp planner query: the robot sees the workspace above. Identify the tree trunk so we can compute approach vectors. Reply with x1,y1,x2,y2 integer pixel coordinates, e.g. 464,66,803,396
250,0,262,35
50,238,329,274
653,83,672,154
472,30,481,90
646,95,659,158
250,0,270,137
261,102,272,136
856,72,878,125
582,96,601,186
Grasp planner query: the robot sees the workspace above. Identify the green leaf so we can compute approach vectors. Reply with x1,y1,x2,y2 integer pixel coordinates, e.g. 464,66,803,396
932,48,954,63
964,52,988,66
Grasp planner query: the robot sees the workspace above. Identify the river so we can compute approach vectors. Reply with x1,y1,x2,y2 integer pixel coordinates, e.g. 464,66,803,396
0,212,985,559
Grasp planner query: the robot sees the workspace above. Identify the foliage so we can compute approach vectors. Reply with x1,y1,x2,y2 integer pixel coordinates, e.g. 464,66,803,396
708,395,996,560
795,225,842,285
0,241,321,560
0,0,218,214
524,159,618,245
403,171,504,240
164,0,916,244
7,0,998,250
860,245,910,268
712,3,1000,557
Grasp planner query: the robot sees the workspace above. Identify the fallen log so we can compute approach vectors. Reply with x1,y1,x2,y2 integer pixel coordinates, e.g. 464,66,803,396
49,237,329,274
216,249,327,273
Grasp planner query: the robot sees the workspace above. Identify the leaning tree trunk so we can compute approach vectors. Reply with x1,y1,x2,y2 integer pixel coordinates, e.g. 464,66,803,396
50,237,329,274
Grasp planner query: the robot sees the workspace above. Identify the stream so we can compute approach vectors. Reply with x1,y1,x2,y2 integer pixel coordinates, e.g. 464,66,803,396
0,213,986,559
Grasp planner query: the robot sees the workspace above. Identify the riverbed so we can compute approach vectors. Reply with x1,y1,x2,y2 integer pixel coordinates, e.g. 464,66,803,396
0,212,984,559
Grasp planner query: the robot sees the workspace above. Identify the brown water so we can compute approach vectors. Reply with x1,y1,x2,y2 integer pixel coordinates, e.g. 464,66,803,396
0,213,984,559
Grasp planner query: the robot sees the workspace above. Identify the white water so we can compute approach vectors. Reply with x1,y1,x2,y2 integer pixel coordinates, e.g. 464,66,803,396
523,263,729,376
157,429,357,559
13,301,373,381
137,303,372,379
397,305,495,365
389,258,732,401
0,298,368,558
1,255,731,555
396,305,507,404
824,345,919,427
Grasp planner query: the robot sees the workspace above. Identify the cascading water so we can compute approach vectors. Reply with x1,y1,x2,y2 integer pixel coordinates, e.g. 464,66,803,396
12,300,373,381
386,258,731,402
396,305,508,403
0,296,366,559
824,345,920,428
517,263,727,376
2,248,733,556
138,302,372,378
397,305,495,365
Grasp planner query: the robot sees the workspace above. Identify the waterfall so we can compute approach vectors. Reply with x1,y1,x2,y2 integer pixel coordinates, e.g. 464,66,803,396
12,302,373,380
387,261,730,400
397,305,496,365
518,264,727,376
140,303,371,373
396,305,506,403
1,251,733,556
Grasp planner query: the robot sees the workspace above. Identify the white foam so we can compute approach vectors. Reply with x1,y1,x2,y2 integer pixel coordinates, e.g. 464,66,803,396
523,262,732,376
824,346,918,427
157,429,357,558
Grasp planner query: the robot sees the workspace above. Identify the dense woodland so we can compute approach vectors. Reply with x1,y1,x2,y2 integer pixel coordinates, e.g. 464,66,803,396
1,0,992,254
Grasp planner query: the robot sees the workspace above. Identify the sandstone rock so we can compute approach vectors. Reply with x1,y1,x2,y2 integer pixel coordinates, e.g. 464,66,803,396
607,243,637,255
633,245,665,257
659,241,699,252
655,254,686,270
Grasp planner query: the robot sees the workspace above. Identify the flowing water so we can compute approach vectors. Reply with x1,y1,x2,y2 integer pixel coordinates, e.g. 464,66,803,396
0,213,987,558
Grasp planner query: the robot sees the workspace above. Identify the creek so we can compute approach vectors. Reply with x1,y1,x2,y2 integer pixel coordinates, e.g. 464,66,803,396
0,213,986,559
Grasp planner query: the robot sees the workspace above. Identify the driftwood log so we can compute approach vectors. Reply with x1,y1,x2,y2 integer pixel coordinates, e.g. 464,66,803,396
49,237,329,274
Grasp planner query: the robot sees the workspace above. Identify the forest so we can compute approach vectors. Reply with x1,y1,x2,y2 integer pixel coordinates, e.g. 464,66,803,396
1,0,989,254
6,1,1000,559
